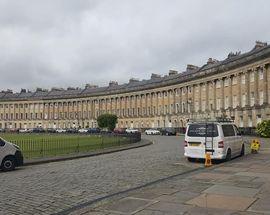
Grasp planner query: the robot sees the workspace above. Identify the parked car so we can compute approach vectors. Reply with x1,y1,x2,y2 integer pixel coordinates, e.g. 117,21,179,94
19,128,29,133
0,137,23,171
160,128,176,136
47,128,56,133
0,128,5,133
32,127,45,133
88,128,101,134
56,128,66,133
113,128,126,134
145,129,160,135
125,128,139,133
66,128,78,133
78,128,88,133
184,120,245,161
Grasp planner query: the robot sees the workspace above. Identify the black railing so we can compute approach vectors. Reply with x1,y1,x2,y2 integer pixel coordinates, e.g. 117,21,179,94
1,132,141,159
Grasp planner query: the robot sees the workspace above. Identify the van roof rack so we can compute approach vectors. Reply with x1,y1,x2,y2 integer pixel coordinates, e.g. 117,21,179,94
188,117,234,123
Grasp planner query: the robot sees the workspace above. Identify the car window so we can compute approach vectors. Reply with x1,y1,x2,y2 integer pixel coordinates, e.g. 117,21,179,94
222,124,235,137
0,138,5,147
187,124,218,137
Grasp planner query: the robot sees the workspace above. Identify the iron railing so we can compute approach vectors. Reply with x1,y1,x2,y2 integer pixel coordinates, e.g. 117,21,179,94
1,133,141,159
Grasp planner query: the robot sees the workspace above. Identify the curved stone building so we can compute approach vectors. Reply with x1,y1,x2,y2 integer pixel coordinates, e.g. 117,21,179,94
0,41,270,130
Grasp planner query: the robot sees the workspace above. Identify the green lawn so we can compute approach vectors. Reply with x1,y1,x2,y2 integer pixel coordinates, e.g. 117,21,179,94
0,133,129,159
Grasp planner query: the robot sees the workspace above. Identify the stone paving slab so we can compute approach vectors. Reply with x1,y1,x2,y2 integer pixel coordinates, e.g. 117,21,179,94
247,196,270,214
128,192,163,200
145,201,193,214
203,184,260,198
213,166,248,173
99,197,157,215
154,191,199,203
186,194,256,211
190,172,231,181
236,171,270,180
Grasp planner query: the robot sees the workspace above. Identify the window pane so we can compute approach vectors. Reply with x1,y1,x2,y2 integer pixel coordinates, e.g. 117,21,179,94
187,124,218,137
222,125,235,137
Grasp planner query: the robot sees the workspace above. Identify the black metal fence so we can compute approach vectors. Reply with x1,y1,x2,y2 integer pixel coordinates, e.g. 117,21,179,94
2,132,141,159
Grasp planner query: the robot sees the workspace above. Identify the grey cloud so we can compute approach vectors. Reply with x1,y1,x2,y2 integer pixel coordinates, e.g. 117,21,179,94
0,0,269,92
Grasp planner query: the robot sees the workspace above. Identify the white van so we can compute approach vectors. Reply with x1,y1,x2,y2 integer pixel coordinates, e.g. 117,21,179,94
0,138,23,171
184,120,245,161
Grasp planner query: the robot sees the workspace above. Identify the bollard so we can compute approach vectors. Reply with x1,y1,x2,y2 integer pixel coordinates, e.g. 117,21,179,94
205,153,212,167
251,139,260,154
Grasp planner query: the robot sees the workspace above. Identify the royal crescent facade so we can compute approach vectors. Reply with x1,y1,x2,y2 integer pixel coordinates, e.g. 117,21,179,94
0,41,270,130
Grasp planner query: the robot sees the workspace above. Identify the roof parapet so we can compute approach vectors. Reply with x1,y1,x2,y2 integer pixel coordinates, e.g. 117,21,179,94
151,73,161,79
51,87,64,91
227,51,241,58
129,78,139,83
186,64,199,71
254,41,268,50
168,70,178,76
85,84,98,89
1,89,13,94
109,81,118,87
207,58,219,64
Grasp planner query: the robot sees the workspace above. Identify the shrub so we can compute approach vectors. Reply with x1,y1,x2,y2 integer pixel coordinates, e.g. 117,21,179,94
97,114,118,131
256,120,270,137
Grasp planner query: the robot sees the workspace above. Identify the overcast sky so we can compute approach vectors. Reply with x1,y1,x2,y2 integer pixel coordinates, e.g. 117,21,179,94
0,0,270,92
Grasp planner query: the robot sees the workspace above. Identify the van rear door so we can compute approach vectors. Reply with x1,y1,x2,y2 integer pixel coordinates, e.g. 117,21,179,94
186,123,219,158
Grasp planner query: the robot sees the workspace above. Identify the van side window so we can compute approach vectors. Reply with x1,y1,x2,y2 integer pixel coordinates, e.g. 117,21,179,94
233,125,241,136
222,125,235,137
0,138,5,147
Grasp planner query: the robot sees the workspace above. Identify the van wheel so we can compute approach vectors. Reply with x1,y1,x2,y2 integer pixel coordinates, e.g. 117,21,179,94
188,157,195,162
1,157,16,171
225,149,232,161
240,145,245,156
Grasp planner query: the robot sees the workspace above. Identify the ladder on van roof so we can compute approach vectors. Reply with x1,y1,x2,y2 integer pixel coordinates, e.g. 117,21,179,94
204,122,214,155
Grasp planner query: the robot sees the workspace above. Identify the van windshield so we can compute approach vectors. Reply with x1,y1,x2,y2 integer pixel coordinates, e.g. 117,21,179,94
187,124,218,137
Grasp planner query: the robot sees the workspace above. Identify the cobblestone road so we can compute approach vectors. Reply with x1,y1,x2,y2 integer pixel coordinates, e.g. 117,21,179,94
0,135,200,215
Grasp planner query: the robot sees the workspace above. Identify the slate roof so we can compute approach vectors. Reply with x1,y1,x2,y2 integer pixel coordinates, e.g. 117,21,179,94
1,43,270,102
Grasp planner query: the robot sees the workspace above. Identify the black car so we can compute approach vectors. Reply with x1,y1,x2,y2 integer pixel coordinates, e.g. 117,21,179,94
88,128,101,134
32,127,45,133
160,128,176,136
66,128,78,133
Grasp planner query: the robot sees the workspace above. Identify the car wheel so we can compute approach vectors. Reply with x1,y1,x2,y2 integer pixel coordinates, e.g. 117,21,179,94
166,132,168,136
1,157,16,171
225,149,232,161
240,144,245,156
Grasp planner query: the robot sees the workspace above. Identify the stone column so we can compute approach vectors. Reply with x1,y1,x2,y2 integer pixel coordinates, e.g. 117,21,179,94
220,78,225,110
213,80,217,110
198,84,202,112
192,85,195,113
185,86,188,113
205,82,209,111
167,90,171,114
254,68,259,106
173,89,176,114
145,94,148,116
245,71,250,107
156,92,159,115
179,88,183,113
238,74,242,107
263,64,269,104
140,94,143,117
229,76,233,108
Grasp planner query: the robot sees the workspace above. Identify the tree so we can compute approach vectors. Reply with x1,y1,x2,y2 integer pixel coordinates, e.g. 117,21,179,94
256,120,270,137
97,114,118,131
